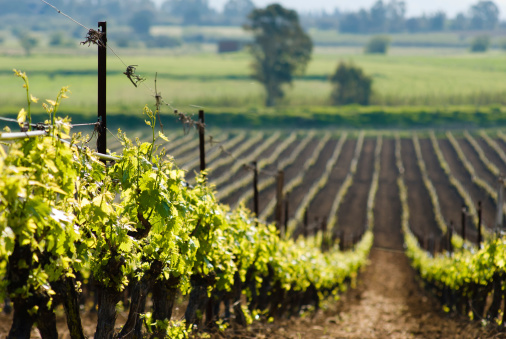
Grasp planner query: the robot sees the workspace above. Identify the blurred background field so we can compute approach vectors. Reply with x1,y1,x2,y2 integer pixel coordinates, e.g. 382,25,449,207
2,47,506,117
1,0,506,128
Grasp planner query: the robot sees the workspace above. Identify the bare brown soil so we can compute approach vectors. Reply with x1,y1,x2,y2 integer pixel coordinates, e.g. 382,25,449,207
287,139,337,226
333,138,375,243
418,138,465,237
308,139,357,225
401,138,442,240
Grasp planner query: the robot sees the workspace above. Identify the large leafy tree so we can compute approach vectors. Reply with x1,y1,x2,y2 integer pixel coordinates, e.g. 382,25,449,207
470,0,499,30
244,4,312,107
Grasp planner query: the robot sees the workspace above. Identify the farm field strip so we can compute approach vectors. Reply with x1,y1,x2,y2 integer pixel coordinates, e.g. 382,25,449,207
413,135,449,235
164,131,194,152
232,131,316,209
458,132,500,189
167,135,201,160
447,132,505,220
478,131,506,173
363,136,382,233
216,132,298,200
326,133,365,233
259,133,331,220
212,131,283,190
401,137,442,241
287,133,348,236
431,132,481,229
209,132,281,187
202,131,265,182
418,137,468,241
396,135,422,250
332,136,376,245
175,133,231,167
464,131,500,178
182,131,247,171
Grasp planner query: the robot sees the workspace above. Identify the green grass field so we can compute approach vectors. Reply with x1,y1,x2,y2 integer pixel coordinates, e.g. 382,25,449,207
2,45,506,126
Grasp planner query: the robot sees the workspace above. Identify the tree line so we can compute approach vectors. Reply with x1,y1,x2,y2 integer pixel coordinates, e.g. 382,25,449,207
306,0,502,33
1,0,502,32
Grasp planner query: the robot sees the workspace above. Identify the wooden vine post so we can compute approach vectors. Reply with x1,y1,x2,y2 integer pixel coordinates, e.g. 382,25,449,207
477,201,482,247
284,193,289,237
461,205,466,242
448,221,454,254
496,177,504,232
97,21,107,157
303,209,308,238
253,161,259,217
275,170,285,231
199,110,206,173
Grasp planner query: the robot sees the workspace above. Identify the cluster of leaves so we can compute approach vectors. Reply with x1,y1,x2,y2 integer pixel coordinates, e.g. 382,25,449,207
0,71,373,336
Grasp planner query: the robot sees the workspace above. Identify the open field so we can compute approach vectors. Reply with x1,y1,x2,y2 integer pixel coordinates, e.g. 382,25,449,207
2,47,506,124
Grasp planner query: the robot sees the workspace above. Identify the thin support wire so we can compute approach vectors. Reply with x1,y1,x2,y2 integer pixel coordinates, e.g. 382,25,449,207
39,0,90,31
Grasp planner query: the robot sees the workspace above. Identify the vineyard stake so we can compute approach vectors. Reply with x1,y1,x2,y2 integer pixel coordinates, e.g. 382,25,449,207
320,217,327,252
303,209,308,238
97,21,107,157
275,170,285,231
496,177,504,232
448,221,454,254
461,205,467,242
199,110,205,173
284,193,289,237
253,161,259,218
477,201,482,247
313,217,319,246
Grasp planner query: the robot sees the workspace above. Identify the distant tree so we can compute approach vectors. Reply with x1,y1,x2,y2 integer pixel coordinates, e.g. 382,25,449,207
385,0,406,32
470,34,491,52
49,32,64,46
428,12,446,31
450,12,469,30
364,35,390,54
162,0,213,25
129,10,154,36
224,0,255,20
470,0,499,30
244,4,313,107
405,17,424,32
339,12,366,33
18,34,38,56
369,0,388,32
330,62,373,106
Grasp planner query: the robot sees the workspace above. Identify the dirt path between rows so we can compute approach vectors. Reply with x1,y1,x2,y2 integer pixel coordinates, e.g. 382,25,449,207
253,139,495,339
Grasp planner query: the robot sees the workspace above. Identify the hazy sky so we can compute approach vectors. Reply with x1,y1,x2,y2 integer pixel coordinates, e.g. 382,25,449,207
154,0,506,18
